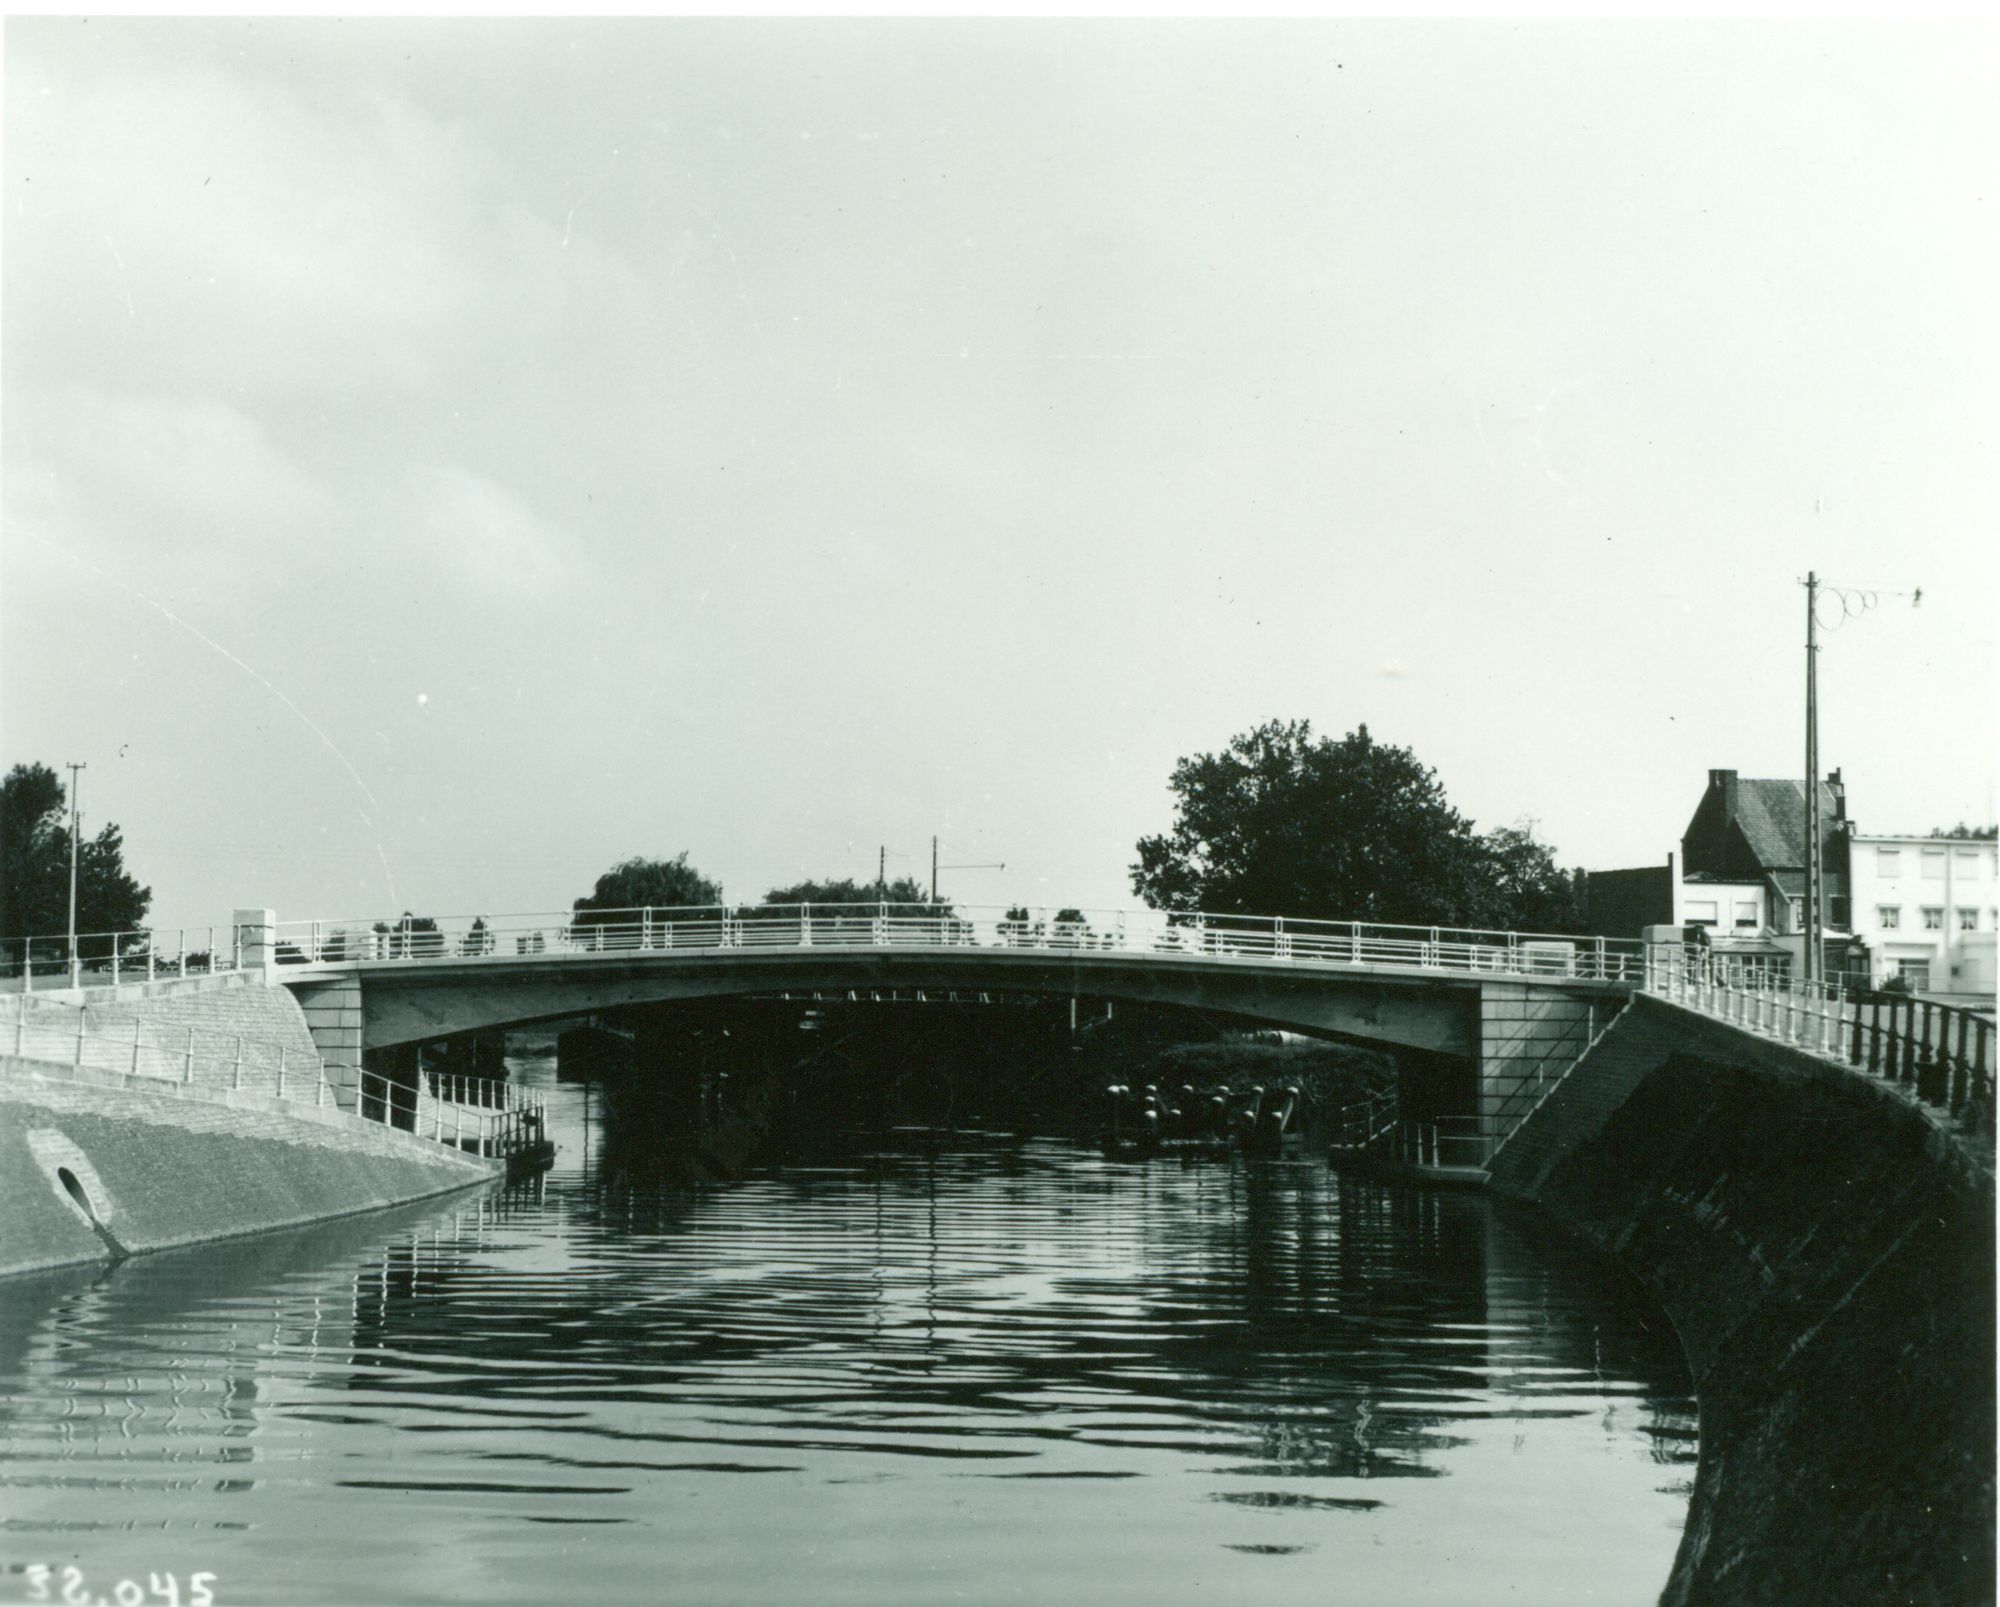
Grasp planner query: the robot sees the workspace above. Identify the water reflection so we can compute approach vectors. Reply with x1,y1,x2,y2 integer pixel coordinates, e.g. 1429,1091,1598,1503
0,1062,1694,1607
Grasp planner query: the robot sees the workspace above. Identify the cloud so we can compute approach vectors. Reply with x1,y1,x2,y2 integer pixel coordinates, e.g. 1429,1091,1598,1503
412,464,574,597
5,38,634,406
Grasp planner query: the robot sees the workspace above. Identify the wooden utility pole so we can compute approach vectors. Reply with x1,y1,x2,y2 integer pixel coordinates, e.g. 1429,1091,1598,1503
1804,573,1821,987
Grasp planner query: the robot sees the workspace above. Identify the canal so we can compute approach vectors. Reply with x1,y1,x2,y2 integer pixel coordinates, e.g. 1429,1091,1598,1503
1,1051,1696,1606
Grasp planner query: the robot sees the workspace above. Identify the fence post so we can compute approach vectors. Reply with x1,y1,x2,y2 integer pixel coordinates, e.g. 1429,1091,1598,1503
147,939,156,983
233,1036,244,1090
13,1012,23,1057
184,1027,195,1083
131,1018,142,1075
23,938,32,994
277,1047,287,1100
74,1012,85,1068
112,943,120,988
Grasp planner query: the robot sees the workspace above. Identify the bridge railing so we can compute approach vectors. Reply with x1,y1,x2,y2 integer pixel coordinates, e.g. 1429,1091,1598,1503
270,904,1648,984
0,996,543,1163
0,926,244,992
1644,950,1995,1138
1394,1115,1490,1170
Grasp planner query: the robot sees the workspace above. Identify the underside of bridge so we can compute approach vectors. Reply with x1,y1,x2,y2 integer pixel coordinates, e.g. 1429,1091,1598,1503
283,950,1625,1154
294,949,1485,1058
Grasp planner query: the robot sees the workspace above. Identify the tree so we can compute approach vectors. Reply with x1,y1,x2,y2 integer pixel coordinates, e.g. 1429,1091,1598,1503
1929,823,1998,840
572,853,723,938
1470,824,1589,934
2,762,152,953
762,876,934,909
373,913,443,958
1131,721,1494,925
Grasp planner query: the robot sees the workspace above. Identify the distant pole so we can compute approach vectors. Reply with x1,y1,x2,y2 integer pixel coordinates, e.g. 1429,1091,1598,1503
931,837,939,904
1804,573,1820,987
878,845,886,897
65,761,86,971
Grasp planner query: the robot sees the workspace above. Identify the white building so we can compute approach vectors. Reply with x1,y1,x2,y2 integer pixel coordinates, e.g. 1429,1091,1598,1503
1845,834,1997,1003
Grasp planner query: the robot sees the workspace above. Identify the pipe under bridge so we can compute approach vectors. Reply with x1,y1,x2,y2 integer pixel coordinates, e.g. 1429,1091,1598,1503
258,904,1641,1156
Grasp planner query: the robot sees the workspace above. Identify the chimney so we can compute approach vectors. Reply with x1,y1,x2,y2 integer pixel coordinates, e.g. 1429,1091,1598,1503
1707,769,1738,817
1827,767,1847,822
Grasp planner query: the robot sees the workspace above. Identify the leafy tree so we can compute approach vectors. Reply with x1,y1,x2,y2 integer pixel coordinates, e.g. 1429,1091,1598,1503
1929,823,1998,840
460,916,493,957
762,875,935,909
373,913,444,958
2,761,152,953
572,853,723,938
1132,721,1494,925
1470,824,1588,934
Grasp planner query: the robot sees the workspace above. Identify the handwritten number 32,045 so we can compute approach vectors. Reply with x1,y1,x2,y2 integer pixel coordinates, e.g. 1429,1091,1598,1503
25,1567,216,1607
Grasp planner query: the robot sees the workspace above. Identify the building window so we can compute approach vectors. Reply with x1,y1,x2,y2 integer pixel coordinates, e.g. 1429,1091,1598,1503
1684,899,1718,928
1733,901,1759,929
1922,850,1946,881
1829,896,1850,930
1922,907,1944,930
1788,897,1803,929
1876,847,1902,875
1954,849,1980,878
1958,908,1978,931
1896,959,1931,991
1878,905,1901,929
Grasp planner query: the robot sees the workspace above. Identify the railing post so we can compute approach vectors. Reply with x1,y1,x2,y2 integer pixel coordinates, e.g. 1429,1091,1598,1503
13,1012,24,1057
184,1027,195,1083
23,938,33,993
277,1047,287,1100
233,1036,245,1090
131,1018,142,1075
147,938,156,983
74,1012,85,1068
112,942,120,988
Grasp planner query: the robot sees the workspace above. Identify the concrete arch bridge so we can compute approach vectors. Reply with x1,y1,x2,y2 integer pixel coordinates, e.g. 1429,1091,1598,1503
263,904,1644,1156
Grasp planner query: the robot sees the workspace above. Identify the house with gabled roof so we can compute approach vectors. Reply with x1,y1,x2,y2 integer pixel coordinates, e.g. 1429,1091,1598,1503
1588,767,1996,1004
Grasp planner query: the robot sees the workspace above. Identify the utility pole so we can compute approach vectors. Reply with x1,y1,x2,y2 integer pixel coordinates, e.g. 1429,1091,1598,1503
878,845,886,898
1804,573,1821,987
65,760,86,982
931,836,938,904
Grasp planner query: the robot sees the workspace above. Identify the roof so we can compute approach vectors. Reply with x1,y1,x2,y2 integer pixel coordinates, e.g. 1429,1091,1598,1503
1684,774,1841,876
1730,779,1820,869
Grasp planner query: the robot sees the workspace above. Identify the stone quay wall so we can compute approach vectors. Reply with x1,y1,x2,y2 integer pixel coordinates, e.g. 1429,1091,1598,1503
1491,994,1994,1607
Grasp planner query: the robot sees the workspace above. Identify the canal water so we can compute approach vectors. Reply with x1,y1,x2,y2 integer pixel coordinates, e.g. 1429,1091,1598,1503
2,1056,1695,1607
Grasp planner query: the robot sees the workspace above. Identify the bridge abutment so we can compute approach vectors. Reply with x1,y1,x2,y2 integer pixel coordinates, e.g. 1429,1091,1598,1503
1475,983,1607,1154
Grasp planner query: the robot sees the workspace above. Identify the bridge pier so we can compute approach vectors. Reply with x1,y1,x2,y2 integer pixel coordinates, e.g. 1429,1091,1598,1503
628,1005,708,1135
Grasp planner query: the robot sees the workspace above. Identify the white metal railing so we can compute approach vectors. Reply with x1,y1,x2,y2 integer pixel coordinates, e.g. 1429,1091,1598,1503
1642,947,1995,1140
264,903,1648,985
0,999,543,1162
1395,1115,1491,1170
0,926,244,992
1644,947,1864,1057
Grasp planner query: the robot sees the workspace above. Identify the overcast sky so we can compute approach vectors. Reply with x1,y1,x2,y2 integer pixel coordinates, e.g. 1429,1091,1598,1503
4,19,1994,934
